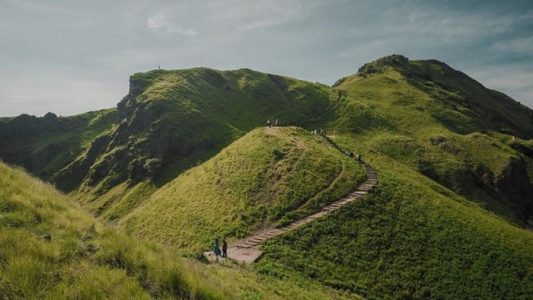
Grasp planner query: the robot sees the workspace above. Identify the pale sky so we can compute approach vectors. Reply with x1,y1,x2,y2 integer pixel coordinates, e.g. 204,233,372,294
1,0,532,116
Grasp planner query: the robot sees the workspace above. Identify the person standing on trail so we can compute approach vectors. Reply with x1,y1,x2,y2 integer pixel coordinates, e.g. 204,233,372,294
212,239,222,261
222,240,228,258
267,120,271,128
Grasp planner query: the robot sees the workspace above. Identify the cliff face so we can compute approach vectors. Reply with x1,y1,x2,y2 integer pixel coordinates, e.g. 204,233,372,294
496,157,533,221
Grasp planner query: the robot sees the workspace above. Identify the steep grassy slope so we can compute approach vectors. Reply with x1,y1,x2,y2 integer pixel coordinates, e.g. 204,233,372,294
0,68,339,198
0,162,360,299
0,162,203,299
259,143,533,299
0,109,116,180
329,55,533,224
120,126,366,254
53,68,339,195
251,56,533,299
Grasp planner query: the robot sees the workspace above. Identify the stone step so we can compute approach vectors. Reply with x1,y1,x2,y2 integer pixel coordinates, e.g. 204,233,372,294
245,238,261,244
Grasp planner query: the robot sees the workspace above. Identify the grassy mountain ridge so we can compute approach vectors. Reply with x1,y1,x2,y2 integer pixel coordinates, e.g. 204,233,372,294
0,109,116,181
52,68,339,196
329,55,533,224
119,126,366,254
1,54,533,299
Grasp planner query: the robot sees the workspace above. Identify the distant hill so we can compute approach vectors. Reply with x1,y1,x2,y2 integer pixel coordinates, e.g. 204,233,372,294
330,55,533,224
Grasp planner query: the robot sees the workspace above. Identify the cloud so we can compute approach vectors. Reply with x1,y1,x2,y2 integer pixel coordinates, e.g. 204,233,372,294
491,36,533,55
469,65,533,108
1,0,533,115
146,14,196,36
7,94,33,100
206,0,317,31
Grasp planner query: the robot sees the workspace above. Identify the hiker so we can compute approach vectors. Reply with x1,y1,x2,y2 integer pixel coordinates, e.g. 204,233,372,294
267,120,271,128
222,240,228,258
212,239,222,261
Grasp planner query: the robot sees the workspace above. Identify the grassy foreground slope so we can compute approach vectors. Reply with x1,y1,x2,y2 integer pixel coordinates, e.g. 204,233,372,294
0,162,202,299
0,162,359,300
121,126,366,254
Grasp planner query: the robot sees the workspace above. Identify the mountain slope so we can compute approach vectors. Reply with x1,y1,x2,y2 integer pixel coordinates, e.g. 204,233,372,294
0,109,116,181
0,162,202,299
120,126,366,254
0,162,360,300
1,55,533,299
53,68,339,195
248,55,533,299
259,149,533,299
329,55,533,224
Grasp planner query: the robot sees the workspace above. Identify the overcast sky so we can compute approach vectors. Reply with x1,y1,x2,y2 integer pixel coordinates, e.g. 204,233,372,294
1,0,532,116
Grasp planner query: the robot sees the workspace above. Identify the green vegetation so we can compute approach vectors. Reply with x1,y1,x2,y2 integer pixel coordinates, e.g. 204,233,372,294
259,141,533,299
1,55,533,299
329,55,533,224
0,109,116,181
0,162,359,299
121,126,365,254
0,162,202,299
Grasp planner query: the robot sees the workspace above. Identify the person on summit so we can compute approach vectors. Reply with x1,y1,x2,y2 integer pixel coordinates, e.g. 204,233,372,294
222,239,228,258
212,239,222,261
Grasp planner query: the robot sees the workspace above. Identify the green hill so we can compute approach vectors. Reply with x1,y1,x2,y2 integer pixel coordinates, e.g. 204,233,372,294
120,126,366,254
1,55,533,299
0,109,116,181
0,162,359,300
1,68,339,198
54,68,338,194
259,147,533,299
0,161,203,299
329,55,533,225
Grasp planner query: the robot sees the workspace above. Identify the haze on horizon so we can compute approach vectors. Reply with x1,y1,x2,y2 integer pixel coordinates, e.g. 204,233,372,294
1,0,532,117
